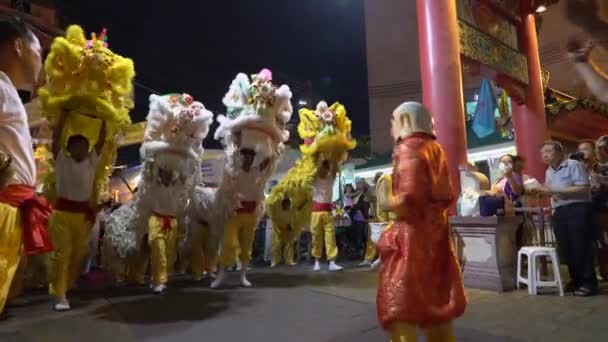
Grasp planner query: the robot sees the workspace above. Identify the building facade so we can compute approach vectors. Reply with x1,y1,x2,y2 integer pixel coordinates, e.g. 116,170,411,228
364,0,604,183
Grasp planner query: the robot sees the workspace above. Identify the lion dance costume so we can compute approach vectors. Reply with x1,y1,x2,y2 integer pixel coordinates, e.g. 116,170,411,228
37,25,134,310
377,102,466,342
266,101,356,272
104,94,213,293
186,69,292,289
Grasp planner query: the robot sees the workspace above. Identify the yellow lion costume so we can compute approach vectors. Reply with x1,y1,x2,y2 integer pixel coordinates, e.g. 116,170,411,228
38,25,135,206
266,101,355,268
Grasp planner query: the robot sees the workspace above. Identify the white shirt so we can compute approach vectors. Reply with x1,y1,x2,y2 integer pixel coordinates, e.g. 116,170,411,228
55,150,100,202
238,177,265,202
545,159,591,209
149,184,182,216
0,72,36,186
313,177,334,204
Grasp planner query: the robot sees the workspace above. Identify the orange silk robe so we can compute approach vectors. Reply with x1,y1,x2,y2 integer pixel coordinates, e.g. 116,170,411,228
376,133,467,330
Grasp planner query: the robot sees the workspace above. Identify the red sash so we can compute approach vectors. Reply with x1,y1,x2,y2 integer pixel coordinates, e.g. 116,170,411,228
312,201,332,212
0,185,53,255
55,197,97,223
236,201,257,214
152,212,176,231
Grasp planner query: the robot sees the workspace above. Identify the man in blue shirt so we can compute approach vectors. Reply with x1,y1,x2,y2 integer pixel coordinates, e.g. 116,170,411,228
536,140,598,296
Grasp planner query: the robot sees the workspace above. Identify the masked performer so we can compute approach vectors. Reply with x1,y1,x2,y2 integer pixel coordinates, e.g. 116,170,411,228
105,94,212,294
36,26,134,311
186,69,292,289
377,102,466,342
267,101,356,272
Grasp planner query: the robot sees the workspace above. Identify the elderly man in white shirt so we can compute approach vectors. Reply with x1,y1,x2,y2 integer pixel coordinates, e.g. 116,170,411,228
0,15,47,317
535,140,598,296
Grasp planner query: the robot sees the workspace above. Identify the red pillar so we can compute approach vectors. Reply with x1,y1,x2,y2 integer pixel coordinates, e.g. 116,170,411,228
417,0,468,201
511,5,549,183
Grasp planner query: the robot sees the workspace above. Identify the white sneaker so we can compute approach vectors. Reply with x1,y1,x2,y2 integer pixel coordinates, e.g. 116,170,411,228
270,263,278,268
358,260,372,267
152,284,167,294
240,263,252,287
329,261,343,272
313,260,321,272
53,297,71,312
236,262,242,271
370,259,381,270
210,267,226,289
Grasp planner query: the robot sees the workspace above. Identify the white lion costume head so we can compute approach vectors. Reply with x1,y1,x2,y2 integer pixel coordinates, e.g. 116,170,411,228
105,93,213,258
215,68,293,174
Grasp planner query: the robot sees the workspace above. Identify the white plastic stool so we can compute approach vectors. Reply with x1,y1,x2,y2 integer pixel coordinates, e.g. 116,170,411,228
516,246,564,296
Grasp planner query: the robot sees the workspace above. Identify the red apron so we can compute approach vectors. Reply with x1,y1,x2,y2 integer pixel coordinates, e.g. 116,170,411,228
0,185,53,255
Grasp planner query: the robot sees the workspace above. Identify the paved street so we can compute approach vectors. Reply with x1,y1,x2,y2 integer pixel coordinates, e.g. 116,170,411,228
1,264,606,342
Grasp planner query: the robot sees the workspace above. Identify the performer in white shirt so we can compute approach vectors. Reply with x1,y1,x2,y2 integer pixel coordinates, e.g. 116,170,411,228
311,162,343,272
48,111,104,311
0,15,50,317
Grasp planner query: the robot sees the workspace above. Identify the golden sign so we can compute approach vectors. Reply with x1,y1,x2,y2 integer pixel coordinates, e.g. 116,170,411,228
458,20,529,84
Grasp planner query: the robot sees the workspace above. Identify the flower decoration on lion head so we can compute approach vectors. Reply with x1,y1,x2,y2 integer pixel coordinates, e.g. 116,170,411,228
141,93,213,160
215,68,293,143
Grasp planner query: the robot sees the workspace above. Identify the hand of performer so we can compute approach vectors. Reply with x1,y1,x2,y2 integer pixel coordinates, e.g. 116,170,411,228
95,120,107,155
52,110,69,158
566,36,594,63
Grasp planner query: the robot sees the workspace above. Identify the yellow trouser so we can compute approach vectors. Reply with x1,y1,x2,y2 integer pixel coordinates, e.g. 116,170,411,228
218,212,256,267
7,254,25,300
310,211,338,261
191,224,216,279
271,224,299,265
48,210,93,298
0,203,22,314
390,322,456,342
148,215,177,286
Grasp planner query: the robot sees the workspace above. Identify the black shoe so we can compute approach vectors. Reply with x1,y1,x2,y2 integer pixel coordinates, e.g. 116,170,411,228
573,286,598,297
565,282,578,293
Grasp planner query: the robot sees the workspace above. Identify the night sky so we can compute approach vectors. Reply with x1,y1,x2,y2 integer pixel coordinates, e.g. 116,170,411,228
55,0,369,166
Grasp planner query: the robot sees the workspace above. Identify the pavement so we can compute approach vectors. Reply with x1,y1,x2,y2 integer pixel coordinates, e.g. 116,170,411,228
0,264,607,342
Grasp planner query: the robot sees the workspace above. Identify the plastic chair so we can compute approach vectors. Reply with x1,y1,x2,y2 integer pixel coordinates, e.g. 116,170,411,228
516,246,564,296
